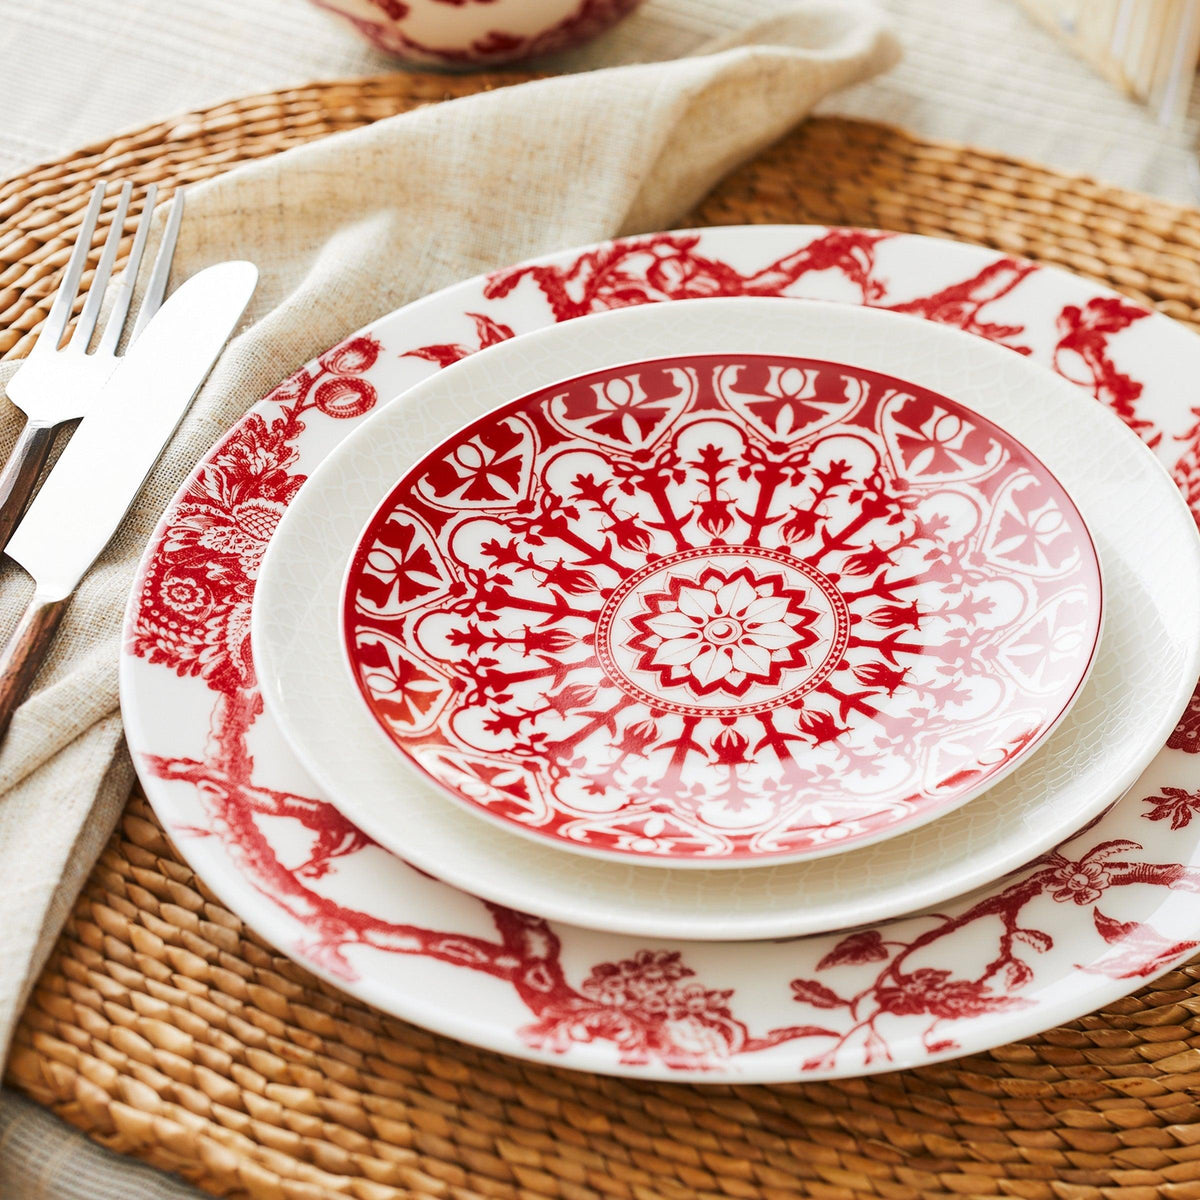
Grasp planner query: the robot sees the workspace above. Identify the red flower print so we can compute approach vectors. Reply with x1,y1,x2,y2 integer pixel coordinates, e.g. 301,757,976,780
796,708,849,745
841,542,897,577
892,396,996,476
991,482,1078,569
607,515,653,554
1049,861,1111,904
158,575,214,619
557,366,684,446
626,566,821,698
129,413,304,693
320,334,381,375
520,950,776,1069
357,637,447,728
875,970,1028,1019
730,361,850,436
851,661,908,695
869,602,921,630
711,726,750,765
1046,840,1139,904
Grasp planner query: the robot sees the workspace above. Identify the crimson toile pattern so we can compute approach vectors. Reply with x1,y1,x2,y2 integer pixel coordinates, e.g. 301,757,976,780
129,228,1200,1073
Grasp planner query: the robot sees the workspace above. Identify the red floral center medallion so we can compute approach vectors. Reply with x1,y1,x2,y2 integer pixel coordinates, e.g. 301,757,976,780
598,548,848,716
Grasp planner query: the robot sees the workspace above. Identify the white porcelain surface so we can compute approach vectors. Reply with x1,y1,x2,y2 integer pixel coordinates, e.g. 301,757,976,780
252,298,1196,939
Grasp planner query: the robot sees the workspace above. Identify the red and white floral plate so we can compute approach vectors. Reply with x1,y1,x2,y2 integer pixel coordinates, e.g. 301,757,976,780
123,226,1200,1081
255,296,1192,934
337,315,1104,867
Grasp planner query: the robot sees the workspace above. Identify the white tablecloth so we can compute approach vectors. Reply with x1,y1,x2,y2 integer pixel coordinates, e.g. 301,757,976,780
2,0,1199,199
2,2,1199,1197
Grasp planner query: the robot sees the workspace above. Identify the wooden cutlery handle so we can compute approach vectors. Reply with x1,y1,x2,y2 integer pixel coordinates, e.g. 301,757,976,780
0,422,56,552
0,594,69,742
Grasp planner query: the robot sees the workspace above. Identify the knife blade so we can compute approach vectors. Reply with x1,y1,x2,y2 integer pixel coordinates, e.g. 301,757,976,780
0,259,258,739
9,260,257,597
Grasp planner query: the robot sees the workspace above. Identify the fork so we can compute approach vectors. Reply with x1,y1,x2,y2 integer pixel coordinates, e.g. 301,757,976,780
0,181,184,550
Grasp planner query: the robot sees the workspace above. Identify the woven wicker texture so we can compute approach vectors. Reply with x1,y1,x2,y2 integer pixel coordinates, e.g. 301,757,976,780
7,72,1200,1200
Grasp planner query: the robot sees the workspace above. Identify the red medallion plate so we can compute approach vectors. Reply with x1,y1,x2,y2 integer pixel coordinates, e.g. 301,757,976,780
342,350,1102,865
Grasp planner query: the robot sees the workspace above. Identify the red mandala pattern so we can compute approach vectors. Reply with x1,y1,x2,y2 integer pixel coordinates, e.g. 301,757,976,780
127,229,1200,1075
343,353,1101,863
613,553,835,709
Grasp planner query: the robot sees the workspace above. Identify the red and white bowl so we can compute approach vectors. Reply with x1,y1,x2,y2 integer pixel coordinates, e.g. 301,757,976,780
308,0,643,66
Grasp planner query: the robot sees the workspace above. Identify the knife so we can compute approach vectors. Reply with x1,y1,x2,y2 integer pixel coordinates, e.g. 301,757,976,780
0,260,258,740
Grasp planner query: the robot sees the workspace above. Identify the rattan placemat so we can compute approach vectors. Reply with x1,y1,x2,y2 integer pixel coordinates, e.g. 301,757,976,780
7,73,1200,1200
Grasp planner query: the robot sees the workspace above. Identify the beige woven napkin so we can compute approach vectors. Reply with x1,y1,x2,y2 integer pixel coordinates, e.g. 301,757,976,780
0,1,896,1106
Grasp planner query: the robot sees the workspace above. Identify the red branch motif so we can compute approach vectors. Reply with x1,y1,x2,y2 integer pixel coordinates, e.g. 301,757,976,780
129,233,1196,1072
1175,404,1200,541
1051,297,1153,444
791,841,1200,1067
407,234,1153,444
1169,405,1200,753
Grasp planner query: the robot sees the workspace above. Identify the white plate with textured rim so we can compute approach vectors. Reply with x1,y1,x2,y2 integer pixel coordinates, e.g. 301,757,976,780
334,339,1103,869
251,297,1193,939
123,225,1200,1082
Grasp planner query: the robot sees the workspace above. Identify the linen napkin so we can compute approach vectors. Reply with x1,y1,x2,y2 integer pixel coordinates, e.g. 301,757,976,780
0,0,897,1123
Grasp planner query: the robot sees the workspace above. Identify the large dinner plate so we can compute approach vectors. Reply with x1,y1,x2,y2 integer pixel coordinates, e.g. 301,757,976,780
123,226,1200,1082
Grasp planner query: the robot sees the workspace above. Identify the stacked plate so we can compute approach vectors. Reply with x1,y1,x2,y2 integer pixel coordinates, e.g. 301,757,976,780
122,225,1200,1083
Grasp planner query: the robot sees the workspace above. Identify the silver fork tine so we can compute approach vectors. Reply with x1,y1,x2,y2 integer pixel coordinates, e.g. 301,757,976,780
129,189,185,344
0,178,189,557
69,181,131,352
95,183,158,357
35,182,107,355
